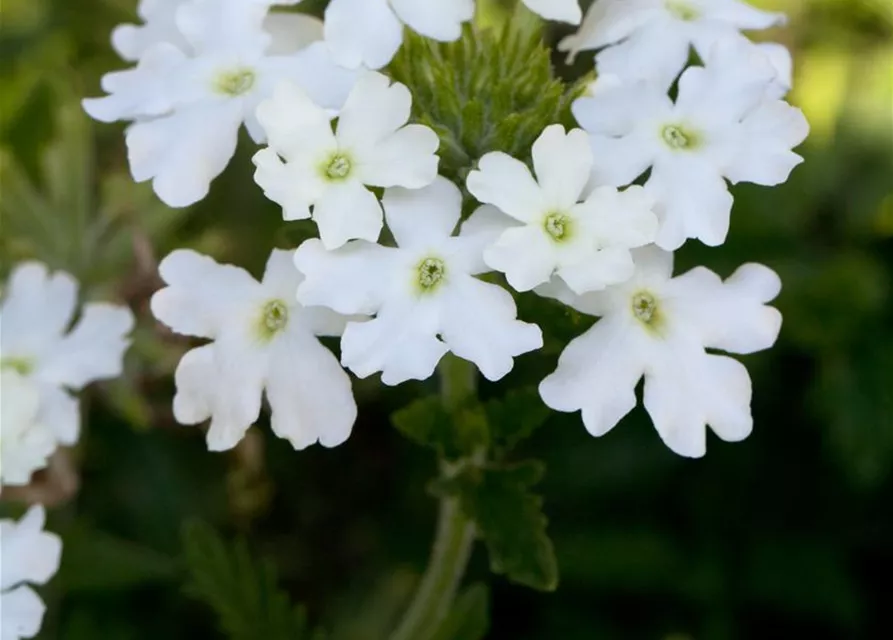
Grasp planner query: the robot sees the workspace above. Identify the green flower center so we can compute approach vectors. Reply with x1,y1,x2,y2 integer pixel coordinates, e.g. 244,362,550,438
1,356,33,375
543,212,572,242
213,67,256,97
661,124,698,150
417,257,446,292
323,154,352,181
631,291,660,326
666,0,700,21
257,299,289,341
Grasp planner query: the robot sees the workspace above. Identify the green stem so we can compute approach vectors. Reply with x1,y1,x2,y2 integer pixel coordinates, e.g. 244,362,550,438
390,356,478,640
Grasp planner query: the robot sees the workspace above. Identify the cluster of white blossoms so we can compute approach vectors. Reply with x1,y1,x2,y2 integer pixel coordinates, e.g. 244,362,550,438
0,264,132,638
79,0,808,460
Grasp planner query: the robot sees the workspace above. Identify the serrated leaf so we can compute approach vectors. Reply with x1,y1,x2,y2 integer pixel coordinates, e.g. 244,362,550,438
485,388,550,450
430,583,490,640
446,462,558,591
181,520,318,640
391,397,488,460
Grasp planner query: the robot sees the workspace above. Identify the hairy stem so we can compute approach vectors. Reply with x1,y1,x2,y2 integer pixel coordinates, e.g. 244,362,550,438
390,356,478,640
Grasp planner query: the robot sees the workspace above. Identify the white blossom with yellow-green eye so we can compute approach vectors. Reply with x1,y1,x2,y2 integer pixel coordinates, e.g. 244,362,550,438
466,124,658,294
0,505,62,640
0,262,134,486
538,246,782,458
83,0,358,208
252,72,441,250
572,38,809,250
559,0,786,89
294,177,543,386
151,249,357,452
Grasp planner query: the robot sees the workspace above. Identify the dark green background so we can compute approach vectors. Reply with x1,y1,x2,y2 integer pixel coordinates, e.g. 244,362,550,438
1,0,891,638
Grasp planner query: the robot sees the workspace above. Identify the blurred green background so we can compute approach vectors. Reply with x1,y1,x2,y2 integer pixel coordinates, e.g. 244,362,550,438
1,0,891,638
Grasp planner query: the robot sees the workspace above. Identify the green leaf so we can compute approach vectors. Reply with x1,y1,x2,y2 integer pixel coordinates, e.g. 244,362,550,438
430,583,490,640
392,397,488,460
445,462,558,591
181,520,319,640
485,389,551,450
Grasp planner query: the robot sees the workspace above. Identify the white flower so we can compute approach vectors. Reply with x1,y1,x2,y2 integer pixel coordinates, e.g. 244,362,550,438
83,0,359,208
294,177,543,386
252,72,440,250
0,262,134,484
323,0,475,69
521,0,582,24
466,124,658,294
572,39,809,250
111,0,322,61
0,505,62,640
538,246,782,458
0,372,56,489
151,249,357,452
559,0,786,88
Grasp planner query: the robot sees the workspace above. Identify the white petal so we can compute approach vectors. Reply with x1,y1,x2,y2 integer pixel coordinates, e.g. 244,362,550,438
0,586,46,640
34,303,133,391
265,329,356,449
595,21,691,90
324,0,403,69
175,0,269,56
455,205,519,276
701,0,786,30
531,125,592,210
126,101,243,207
573,75,672,136
558,246,635,293
341,300,448,385
643,349,753,458
558,0,662,60
36,384,80,446
313,181,383,250
356,124,440,189
251,148,315,221
522,0,581,24
646,156,734,249
755,42,793,99
390,0,474,41
583,185,659,248
260,248,302,300
722,101,808,186
294,239,395,315
440,276,543,381
630,245,675,284
336,72,411,154
0,505,62,589
0,263,77,361
255,81,335,160
381,177,461,249
539,316,645,436
172,345,215,427
152,249,260,339
263,12,323,55
466,153,546,223
484,227,558,292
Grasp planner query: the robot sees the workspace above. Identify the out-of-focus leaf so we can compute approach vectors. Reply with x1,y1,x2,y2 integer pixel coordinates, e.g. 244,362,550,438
485,388,551,451
430,583,490,640
392,397,488,460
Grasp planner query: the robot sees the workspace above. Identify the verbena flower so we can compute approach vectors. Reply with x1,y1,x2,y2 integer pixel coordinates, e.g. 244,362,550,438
323,0,475,69
83,0,358,207
560,0,785,88
151,249,357,452
466,124,658,294
0,372,55,489
572,39,809,249
538,246,782,458
294,177,543,386
252,72,440,250
0,505,62,640
0,263,134,486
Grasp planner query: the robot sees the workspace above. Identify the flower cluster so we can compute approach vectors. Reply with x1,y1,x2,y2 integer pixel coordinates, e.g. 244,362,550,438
0,263,132,638
80,0,807,460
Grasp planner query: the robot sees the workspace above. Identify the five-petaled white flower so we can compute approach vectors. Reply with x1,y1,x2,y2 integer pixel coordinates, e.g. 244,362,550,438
0,505,62,640
466,124,658,294
294,177,543,386
0,262,134,486
151,248,357,452
0,372,55,489
559,0,785,89
538,246,782,458
572,39,809,250
323,0,475,70
83,0,358,207
252,72,440,250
